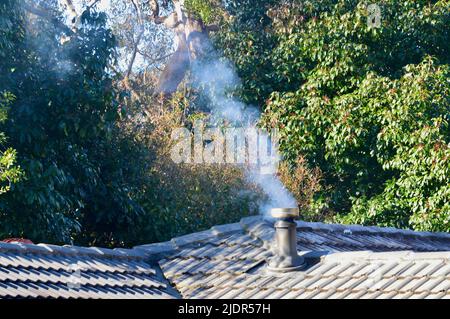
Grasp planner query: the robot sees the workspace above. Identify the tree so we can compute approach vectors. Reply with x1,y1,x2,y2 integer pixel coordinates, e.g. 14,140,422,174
0,0,261,246
0,0,148,245
106,0,267,244
0,93,23,198
107,0,228,101
0,1,25,238
216,0,450,230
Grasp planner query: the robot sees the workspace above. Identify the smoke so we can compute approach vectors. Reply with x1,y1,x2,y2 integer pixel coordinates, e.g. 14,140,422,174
20,2,78,81
20,1,112,82
191,51,297,216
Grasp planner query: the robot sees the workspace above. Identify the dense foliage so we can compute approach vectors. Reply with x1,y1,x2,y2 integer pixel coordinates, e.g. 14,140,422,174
0,0,449,246
0,0,258,245
216,0,450,231
122,99,261,244
0,0,148,245
0,92,23,196
0,0,25,235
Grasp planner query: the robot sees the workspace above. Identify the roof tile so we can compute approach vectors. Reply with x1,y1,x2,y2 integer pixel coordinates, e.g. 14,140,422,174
2,215,450,299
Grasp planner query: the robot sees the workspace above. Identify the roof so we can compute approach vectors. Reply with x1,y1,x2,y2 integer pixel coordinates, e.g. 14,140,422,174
1,216,450,299
0,241,179,299
139,216,450,299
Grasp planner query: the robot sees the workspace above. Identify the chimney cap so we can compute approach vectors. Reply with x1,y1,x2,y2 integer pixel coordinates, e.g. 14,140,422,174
267,207,305,272
270,207,299,220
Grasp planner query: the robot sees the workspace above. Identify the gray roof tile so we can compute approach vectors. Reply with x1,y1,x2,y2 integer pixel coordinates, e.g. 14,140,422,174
0,242,179,299
157,216,450,299
2,215,450,298
171,230,216,248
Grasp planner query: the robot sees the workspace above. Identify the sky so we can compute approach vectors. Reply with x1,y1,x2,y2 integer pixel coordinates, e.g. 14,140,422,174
63,0,111,23
73,0,111,12
70,0,168,72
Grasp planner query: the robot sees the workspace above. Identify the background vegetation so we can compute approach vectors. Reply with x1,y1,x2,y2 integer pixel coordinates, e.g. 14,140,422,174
0,0,449,246
217,0,450,231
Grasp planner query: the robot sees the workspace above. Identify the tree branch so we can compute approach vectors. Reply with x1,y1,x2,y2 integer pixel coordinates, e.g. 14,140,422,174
61,0,81,31
23,2,74,35
145,0,176,25
87,0,102,10
126,0,146,78
121,0,147,101
149,0,160,19
62,0,78,17
137,49,174,65
125,29,144,79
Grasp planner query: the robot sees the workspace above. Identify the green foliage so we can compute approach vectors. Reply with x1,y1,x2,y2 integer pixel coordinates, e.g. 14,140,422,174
0,2,146,245
213,0,278,105
185,0,222,24
0,0,24,219
216,0,450,231
277,155,325,221
0,0,262,246
338,59,450,231
140,160,261,242
0,92,23,195
121,99,262,243
0,0,24,60
1,0,449,245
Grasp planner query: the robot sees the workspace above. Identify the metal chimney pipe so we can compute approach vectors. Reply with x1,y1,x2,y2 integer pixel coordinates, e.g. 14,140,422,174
267,208,305,272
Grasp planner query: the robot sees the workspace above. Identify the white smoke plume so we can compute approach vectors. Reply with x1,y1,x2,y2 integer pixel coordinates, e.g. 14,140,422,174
191,50,297,216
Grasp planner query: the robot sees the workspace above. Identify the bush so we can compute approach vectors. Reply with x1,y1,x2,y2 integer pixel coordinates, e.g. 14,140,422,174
335,59,450,231
123,94,262,243
0,3,147,245
217,0,450,231
277,156,326,221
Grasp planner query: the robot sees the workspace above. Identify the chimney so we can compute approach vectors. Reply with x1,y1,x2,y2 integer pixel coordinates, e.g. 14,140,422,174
267,208,305,272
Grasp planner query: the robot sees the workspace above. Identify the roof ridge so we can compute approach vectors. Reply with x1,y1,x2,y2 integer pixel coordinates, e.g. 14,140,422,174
4,215,448,262
240,215,274,248
237,215,450,254
134,221,244,258
0,241,146,259
321,250,450,261
295,220,450,239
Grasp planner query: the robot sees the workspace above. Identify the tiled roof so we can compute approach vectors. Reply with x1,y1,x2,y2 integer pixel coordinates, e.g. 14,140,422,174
2,216,450,299
0,241,179,299
254,218,450,252
165,250,450,299
136,216,450,299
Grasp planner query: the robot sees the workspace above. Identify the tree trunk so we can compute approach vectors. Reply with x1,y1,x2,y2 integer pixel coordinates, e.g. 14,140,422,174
156,0,211,98
156,28,190,95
